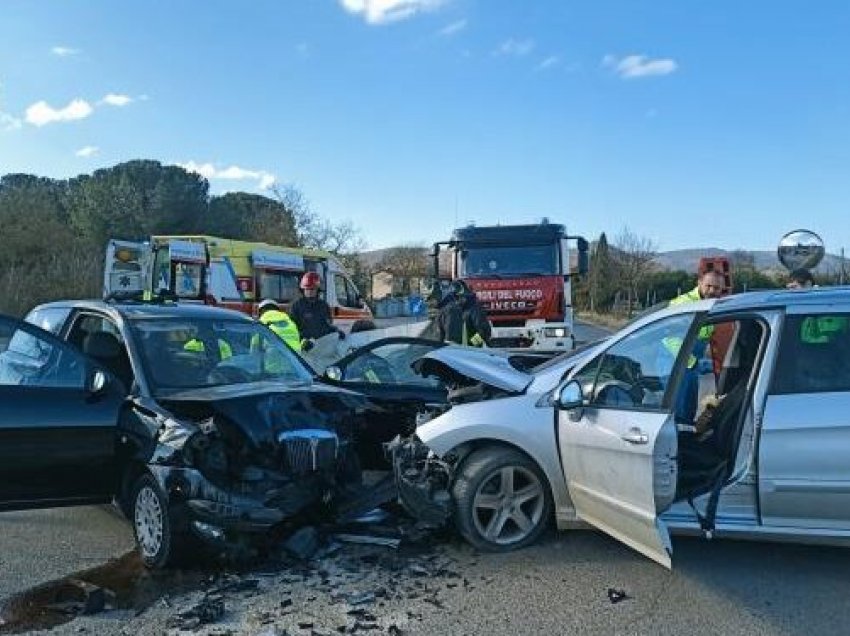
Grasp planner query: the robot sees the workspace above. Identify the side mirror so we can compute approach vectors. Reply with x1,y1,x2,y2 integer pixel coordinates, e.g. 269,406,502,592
88,369,108,396
325,366,342,382
557,380,584,410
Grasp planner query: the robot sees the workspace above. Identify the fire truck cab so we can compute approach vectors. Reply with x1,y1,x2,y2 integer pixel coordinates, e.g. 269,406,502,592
433,222,588,352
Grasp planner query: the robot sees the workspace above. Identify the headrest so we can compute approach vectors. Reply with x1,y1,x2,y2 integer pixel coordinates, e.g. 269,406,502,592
83,332,123,359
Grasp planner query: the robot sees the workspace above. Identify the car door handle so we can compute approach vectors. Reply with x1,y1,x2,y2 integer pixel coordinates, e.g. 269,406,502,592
621,428,649,445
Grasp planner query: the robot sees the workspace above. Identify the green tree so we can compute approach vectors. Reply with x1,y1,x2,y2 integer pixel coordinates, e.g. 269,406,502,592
207,192,297,245
69,160,209,246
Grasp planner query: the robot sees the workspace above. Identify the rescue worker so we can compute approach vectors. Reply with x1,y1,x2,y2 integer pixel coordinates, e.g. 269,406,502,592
182,331,233,360
290,272,345,351
257,298,301,352
438,280,492,347
666,268,728,426
670,269,727,306
787,269,815,289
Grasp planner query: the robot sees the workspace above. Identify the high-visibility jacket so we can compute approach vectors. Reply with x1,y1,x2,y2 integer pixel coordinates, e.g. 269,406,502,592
260,309,301,352
663,287,712,365
184,338,233,360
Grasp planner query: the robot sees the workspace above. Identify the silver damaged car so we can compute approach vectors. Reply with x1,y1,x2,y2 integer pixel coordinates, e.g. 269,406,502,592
394,287,850,568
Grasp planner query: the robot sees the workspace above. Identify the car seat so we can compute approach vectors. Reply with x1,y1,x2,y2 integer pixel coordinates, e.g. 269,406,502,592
82,332,133,392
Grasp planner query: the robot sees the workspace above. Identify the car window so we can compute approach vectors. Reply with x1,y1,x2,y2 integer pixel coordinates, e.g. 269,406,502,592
772,313,850,394
0,318,87,389
341,342,442,387
578,313,695,410
67,313,124,349
258,270,301,304
346,278,361,306
335,275,359,309
132,317,313,393
24,306,71,335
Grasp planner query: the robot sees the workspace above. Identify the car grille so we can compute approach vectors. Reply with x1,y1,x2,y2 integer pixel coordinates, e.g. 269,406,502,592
278,429,339,474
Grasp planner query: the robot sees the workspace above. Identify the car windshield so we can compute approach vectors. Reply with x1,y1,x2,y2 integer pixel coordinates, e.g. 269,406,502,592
459,244,558,277
130,318,313,393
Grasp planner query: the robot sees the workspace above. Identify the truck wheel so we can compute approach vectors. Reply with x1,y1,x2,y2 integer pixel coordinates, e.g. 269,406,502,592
131,473,187,569
451,447,551,552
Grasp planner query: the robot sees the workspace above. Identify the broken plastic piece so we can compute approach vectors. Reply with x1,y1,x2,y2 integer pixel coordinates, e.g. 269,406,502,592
607,588,629,604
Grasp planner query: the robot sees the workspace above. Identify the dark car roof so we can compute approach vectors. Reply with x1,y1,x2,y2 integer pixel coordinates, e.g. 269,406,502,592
709,286,850,314
32,300,252,322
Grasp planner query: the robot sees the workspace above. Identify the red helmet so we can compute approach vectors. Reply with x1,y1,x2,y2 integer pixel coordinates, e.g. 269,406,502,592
300,272,321,290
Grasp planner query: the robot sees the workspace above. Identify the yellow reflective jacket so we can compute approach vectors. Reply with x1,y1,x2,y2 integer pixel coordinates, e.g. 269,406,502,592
184,338,233,360
260,309,301,352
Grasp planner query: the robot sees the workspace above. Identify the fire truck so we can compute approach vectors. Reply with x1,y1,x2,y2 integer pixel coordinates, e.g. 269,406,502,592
432,222,588,351
104,236,372,328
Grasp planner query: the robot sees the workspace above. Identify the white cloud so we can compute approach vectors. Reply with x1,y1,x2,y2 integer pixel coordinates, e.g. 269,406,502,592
438,19,466,36
51,46,79,57
494,38,535,57
101,93,133,107
178,161,277,190
339,0,446,25
536,55,560,71
75,145,99,158
25,98,94,126
603,54,678,79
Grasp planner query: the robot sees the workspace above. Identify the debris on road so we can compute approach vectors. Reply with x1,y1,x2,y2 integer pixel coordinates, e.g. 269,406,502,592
607,588,630,604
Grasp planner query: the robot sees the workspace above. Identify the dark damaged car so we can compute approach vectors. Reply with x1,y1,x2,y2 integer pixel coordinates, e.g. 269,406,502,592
0,301,379,568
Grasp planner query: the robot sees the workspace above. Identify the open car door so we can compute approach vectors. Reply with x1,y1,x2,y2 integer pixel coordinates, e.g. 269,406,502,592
0,315,124,510
556,312,696,567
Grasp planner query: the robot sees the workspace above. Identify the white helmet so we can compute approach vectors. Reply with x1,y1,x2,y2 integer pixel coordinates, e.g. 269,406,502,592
258,299,279,313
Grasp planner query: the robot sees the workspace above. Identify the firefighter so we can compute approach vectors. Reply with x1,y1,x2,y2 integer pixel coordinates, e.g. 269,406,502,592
290,272,345,351
438,280,492,347
257,299,301,352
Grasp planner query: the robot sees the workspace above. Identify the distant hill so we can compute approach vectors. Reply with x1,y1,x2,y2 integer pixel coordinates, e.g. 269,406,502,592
359,246,847,275
656,248,846,274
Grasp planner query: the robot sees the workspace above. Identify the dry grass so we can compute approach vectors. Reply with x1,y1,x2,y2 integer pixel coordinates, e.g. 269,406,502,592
576,310,629,330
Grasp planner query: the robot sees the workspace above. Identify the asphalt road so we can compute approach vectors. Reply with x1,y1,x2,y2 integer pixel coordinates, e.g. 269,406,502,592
0,506,134,603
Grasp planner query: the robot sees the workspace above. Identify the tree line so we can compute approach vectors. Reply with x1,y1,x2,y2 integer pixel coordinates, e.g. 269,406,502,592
0,160,363,316
573,228,847,316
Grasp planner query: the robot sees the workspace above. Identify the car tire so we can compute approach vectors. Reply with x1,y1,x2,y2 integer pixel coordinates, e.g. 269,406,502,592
131,473,186,569
451,446,552,552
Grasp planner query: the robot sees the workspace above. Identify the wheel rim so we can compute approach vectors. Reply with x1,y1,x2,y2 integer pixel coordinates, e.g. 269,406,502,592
472,465,545,546
134,485,164,558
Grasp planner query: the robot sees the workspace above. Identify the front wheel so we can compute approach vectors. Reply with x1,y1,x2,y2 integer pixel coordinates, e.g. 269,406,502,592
131,473,184,569
451,447,551,552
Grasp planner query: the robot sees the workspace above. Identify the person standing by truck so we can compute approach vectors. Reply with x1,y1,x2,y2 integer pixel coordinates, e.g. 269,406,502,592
290,272,345,350
438,281,492,347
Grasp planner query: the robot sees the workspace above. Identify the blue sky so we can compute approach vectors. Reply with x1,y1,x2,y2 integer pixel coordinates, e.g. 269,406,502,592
2,1,850,254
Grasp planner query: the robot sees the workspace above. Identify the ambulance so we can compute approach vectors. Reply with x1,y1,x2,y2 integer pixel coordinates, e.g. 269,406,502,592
104,235,372,328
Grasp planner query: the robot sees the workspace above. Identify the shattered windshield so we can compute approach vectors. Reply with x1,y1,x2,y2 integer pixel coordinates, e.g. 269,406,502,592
131,318,313,393
459,244,558,277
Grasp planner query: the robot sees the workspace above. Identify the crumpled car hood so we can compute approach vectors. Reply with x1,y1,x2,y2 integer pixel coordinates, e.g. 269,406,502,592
412,346,533,394
159,381,370,450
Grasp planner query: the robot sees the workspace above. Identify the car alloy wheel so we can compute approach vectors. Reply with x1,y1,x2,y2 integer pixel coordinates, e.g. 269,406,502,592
471,465,546,545
134,484,164,559
452,446,552,552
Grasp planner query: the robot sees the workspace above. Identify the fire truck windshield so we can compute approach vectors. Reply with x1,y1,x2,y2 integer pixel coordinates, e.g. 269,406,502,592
459,244,559,277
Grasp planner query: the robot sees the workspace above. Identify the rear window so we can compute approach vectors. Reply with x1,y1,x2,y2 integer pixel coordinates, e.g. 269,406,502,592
771,314,850,395
24,306,71,335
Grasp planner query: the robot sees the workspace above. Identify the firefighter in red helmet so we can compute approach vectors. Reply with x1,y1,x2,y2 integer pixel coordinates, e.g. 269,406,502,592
290,271,344,350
